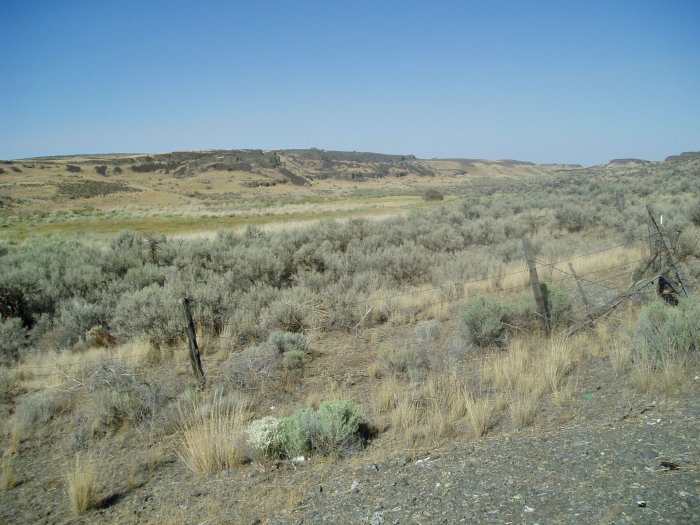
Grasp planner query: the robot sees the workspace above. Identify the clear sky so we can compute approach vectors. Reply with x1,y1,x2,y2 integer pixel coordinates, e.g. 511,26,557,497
1,0,698,165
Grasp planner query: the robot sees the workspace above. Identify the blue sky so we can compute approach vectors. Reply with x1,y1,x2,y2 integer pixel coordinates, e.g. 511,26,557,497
1,0,698,164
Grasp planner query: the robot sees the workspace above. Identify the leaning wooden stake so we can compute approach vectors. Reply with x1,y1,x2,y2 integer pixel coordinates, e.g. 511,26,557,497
568,263,591,312
646,205,692,297
522,238,550,335
182,297,206,388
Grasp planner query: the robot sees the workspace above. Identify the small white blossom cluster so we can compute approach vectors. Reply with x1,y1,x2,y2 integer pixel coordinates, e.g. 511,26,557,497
246,416,285,457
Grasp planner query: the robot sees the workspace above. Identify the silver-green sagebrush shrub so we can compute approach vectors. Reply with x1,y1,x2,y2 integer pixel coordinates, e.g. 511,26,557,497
282,408,318,457
313,399,364,455
0,367,18,403
631,296,700,358
114,283,183,347
55,297,108,347
261,288,316,333
267,331,308,354
281,349,305,370
286,400,364,457
14,392,56,429
0,317,29,365
248,400,365,460
458,296,510,348
555,204,587,233
377,344,430,382
415,319,441,343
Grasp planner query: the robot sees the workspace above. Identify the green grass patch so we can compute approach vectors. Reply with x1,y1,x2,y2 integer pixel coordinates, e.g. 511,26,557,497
1,195,453,240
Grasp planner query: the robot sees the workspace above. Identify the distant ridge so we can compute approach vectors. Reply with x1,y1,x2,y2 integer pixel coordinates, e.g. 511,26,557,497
665,151,700,162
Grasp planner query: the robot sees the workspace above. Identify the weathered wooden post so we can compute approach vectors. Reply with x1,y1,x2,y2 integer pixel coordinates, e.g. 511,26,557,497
182,297,206,388
522,238,550,335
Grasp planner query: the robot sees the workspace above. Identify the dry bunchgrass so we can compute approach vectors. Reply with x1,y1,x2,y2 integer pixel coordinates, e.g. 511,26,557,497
541,337,574,394
16,340,156,391
1,454,17,490
65,452,100,515
389,397,420,433
6,392,55,452
368,361,382,379
373,376,403,414
609,341,632,375
545,245,644,287
463,390,494,439
305,391,322,410
481,339,530,391
508,374,545,430
145,445,167,472
480,338,548,430
178,392,252,475
0,367,18,403
376,370,495,446
631,352,687,395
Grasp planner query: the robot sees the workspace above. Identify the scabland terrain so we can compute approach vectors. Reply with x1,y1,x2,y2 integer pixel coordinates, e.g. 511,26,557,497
1,150,699,524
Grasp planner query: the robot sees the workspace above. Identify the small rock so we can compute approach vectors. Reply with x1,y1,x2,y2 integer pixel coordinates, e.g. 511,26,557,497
369,511,384,525
660,460,678,470
524,506,535,513
312,485,323,495
351,480,360,493
364,463,379,472
636,500,647,508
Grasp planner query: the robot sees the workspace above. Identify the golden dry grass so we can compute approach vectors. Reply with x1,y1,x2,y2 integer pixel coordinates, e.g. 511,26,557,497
480,336,578,430
463,391,494,439
16,340,156,392
609,341,632,375
508,374,545,430
540,337,574,393
64,452,100,515
631,352,687,395
374,370,494,446
1,454,16,491
177,392,252,475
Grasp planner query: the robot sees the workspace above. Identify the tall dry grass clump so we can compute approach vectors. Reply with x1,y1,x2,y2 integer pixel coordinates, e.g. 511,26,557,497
631,352,687,395
463,390,493,439
608,341,631,375
374,369,495,446
508,373,545,430
178,392,251,475
65,452,100,515
482,337,564,430
1,454,17,490
541,337,573,394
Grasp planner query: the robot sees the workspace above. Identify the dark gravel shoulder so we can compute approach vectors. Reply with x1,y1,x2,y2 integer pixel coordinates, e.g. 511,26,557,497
270,385,700,525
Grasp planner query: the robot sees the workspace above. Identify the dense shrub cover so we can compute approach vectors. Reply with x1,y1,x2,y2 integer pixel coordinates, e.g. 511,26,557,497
1,158,699,360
